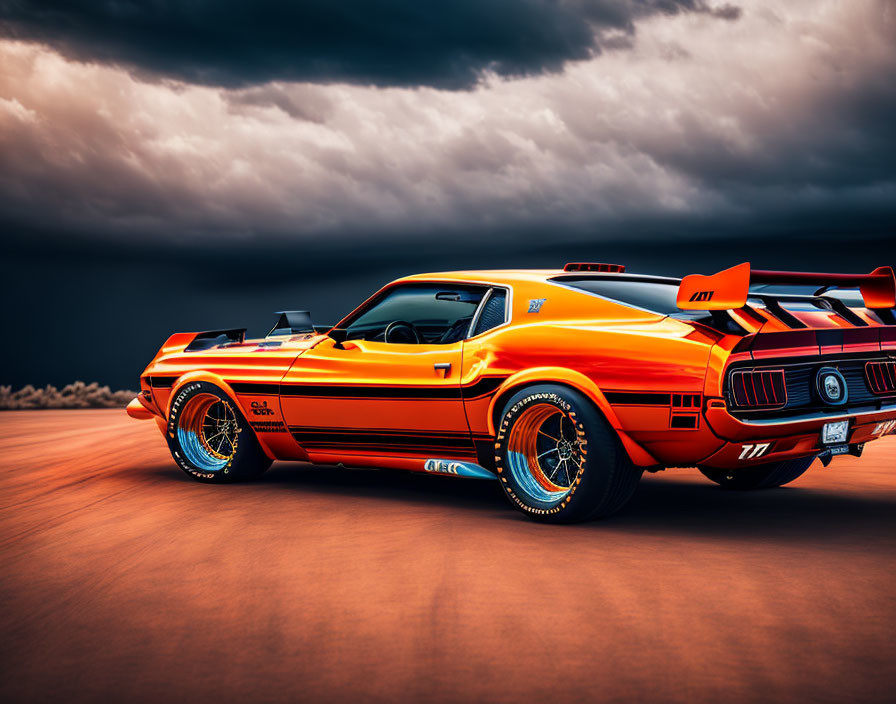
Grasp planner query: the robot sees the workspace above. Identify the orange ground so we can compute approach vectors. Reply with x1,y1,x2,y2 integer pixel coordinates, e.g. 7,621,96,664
1,410,894,703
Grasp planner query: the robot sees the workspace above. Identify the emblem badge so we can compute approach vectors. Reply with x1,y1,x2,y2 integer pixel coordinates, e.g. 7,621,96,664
824,375,840,398
528,298,546,313
816,367,847,406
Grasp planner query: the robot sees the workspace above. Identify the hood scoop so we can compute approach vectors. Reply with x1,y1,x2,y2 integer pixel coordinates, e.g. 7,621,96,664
267,311,315,337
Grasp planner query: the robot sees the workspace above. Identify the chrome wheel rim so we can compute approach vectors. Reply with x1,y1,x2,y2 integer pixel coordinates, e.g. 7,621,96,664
177,394,239,472
506,404,584,503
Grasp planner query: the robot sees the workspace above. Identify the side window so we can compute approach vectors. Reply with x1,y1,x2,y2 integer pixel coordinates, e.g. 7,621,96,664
342,284,486,344
471,289,507,336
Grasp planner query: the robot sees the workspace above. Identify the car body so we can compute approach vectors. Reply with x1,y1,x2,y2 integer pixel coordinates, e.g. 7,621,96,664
129,262,896,521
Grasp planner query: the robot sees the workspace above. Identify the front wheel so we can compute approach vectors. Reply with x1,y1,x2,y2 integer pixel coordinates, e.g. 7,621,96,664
495,384,642,523
698,456,815,490
166,381,272,483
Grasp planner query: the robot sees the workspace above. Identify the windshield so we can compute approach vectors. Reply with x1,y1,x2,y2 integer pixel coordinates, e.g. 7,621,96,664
340,284,486,343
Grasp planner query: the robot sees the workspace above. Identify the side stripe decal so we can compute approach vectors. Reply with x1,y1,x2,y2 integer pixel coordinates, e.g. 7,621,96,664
604,391,673,406
290,427,476,452
230,376,508,400
282,384,461,399
230,382,280,395
461,376,506,399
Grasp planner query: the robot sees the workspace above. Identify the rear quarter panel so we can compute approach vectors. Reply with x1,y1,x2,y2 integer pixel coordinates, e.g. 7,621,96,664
462,281,723,466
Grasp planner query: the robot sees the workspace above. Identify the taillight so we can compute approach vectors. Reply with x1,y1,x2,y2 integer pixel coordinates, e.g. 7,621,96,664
866,361,896,394
730,369,787,409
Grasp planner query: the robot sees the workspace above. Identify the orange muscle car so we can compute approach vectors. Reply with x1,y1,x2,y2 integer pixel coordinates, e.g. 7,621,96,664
128,262,896,522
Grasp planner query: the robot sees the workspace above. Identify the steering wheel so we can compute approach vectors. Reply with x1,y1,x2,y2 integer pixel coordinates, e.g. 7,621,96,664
384,320,421,344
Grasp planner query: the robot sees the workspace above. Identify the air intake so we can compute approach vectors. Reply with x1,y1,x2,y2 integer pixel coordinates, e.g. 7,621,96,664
866,361,896,395
730,369,787,409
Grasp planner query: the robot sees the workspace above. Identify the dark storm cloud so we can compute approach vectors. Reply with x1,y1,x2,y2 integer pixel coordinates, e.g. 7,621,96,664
0,0,739,89
1,1,893,254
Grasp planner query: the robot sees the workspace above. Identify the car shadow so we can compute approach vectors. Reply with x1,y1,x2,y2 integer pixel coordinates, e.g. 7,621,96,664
619,476,896,542
150,461,896,541
261,461,505,511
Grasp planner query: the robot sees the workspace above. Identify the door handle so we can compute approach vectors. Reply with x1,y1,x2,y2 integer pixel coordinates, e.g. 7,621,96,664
434,362,452,376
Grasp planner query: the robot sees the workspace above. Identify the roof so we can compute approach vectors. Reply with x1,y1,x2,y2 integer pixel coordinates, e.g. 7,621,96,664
397,269,560,285
396,269,681,286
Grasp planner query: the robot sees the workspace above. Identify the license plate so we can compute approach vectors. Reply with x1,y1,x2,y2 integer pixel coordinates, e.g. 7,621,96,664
822,420,849,445
826,444,850,457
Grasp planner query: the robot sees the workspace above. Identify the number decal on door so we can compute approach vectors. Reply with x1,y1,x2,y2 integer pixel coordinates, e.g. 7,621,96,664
738,443,771,461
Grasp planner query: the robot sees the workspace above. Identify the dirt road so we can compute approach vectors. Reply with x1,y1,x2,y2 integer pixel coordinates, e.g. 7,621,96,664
1,410,895,703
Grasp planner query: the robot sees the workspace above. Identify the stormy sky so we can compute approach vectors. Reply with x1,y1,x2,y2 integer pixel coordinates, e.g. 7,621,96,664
1,1,895,390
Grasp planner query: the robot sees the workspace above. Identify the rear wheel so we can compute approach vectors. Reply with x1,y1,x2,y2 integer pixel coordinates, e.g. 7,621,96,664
495,384,642,523
166,381,272,483
698,456,815,490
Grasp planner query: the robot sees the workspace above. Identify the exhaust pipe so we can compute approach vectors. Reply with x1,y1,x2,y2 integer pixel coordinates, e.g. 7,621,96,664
818,443,864,467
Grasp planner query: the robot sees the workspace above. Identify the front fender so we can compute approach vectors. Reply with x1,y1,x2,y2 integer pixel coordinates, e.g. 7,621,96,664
486,367,659,467
168,371,277,460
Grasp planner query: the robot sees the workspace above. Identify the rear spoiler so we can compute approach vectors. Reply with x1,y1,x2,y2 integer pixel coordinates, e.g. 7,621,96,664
677,263,896,311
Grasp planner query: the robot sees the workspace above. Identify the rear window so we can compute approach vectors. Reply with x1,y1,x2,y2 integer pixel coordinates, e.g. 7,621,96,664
557,278,682,315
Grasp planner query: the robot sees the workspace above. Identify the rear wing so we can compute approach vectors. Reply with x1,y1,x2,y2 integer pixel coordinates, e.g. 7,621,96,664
677,263,896,311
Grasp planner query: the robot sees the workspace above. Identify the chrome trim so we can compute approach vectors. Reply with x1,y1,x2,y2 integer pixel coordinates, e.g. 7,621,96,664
724,402,896,426
467,288,493,338
725,353,895,414
333,278,513,343
729,368,788,410
816,367,849,406
866,360,896,395
729,353,896,372
464,284,513,340
423,459,496,479
367,277,513,339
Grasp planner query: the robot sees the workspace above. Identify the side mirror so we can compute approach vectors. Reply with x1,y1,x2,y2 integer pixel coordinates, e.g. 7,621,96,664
327,328,360,350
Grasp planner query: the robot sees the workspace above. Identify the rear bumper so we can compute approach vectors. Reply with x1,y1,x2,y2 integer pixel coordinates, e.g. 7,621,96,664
700,400,896,468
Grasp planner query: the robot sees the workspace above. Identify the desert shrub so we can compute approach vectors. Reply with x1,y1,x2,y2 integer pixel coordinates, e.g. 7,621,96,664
0,382,136,409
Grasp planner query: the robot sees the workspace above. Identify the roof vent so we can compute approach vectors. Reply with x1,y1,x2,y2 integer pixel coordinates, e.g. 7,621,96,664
563,262,626,273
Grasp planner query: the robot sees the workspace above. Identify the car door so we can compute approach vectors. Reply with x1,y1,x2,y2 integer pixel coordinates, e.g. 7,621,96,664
280,283,487,458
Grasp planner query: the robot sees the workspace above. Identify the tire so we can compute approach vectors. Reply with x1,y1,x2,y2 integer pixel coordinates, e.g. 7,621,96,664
166,381,272,483
698,456,815,490
495,384,642,523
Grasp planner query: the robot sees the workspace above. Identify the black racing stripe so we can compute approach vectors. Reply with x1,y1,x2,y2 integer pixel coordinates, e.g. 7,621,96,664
280,384,461,399
289,427,474,440
461,376,507,399
231,376,508,400
604,391,672,406
148,376,177,388
290,427,475,450
289,427,475,438
300,442,477,452
231,382,280,395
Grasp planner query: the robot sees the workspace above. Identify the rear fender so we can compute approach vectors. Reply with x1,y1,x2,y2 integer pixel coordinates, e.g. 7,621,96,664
486,367,659,467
